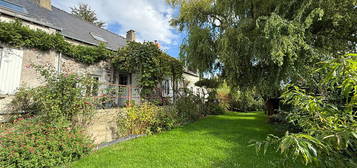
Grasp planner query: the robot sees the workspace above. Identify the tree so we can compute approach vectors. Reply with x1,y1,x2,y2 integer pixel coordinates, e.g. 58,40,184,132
251,54,357,167
168,0,357,110
71,3,105,28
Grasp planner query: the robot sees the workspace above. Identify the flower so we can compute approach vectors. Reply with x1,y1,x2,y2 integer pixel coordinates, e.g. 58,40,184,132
25,64,32,69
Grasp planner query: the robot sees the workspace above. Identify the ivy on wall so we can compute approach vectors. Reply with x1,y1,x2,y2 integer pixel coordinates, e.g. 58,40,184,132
112,41,183,95
0,21,184,93
0,21,113,64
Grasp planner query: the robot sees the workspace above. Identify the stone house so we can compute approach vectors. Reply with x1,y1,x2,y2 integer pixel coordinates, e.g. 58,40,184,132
0,0,204,122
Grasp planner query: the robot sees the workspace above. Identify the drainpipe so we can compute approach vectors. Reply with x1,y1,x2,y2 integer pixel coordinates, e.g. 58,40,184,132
57,52,62,74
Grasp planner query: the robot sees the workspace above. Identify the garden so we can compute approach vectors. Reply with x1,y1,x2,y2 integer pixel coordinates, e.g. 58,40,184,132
0,0,356,168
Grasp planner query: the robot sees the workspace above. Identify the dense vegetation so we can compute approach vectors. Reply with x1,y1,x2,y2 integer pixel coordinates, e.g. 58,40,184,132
0,119,92,168
253,54,356,167
168,0,356,103
112,42,183,95
169,0,356,167
0,21,112,64
0,66,96,167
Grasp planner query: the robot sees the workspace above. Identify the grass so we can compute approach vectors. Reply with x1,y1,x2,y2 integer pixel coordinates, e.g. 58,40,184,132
72,112,285,168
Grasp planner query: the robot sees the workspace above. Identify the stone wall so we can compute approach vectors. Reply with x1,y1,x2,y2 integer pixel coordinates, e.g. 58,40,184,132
84,108,123,145
20,49,57,88
0,96,14,122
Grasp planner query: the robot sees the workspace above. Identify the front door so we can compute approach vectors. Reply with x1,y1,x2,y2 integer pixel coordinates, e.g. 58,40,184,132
118,73,131,106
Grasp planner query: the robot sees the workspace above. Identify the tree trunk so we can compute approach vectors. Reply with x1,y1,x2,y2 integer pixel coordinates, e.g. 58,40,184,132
264,98,280,116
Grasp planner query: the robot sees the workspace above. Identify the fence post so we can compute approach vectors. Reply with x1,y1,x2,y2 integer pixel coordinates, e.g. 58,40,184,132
128,85,131,107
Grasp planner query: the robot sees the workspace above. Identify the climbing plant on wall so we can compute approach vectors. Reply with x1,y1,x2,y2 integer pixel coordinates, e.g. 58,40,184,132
111,41,183,95
0,21,113,64
0,20,184,95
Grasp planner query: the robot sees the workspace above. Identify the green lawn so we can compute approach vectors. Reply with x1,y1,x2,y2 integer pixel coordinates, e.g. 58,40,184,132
72,112,284,168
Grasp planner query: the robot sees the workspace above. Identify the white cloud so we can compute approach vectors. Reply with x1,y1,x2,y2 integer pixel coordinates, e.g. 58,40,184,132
52,0,178,45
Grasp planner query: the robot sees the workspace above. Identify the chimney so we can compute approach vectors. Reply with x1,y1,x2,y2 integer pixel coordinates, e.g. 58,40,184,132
32,0,52,10
126,30,136,42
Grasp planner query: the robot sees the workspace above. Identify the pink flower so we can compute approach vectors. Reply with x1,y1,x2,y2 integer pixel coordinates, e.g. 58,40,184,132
25,64,32,69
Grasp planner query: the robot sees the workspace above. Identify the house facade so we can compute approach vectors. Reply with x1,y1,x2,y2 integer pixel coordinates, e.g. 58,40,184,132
0,0,204,121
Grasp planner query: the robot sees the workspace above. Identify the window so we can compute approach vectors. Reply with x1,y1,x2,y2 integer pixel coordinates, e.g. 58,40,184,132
163,80,170,95
90,32,107,43
0,0,28,14
119,74,130,85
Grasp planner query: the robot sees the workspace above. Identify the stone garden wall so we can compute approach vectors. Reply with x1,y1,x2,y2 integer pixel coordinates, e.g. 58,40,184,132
83,108,124,145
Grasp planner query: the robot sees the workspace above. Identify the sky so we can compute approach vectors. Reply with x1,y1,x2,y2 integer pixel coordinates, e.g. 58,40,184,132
52,0,184,58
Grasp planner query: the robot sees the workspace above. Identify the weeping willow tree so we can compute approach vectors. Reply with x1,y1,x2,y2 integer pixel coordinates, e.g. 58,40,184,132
168,0,357,112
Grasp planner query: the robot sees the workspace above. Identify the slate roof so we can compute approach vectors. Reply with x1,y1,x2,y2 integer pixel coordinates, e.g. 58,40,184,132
0,0,127,50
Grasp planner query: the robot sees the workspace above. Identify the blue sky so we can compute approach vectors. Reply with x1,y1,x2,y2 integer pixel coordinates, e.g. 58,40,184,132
52,0,184,58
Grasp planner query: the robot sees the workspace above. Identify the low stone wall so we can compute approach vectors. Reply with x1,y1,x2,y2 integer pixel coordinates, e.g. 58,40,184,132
84,108,124,145
1,98,125,145
0,96,14,123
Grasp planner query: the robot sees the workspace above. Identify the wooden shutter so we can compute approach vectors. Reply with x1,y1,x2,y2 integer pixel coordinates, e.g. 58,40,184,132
0,48,23,95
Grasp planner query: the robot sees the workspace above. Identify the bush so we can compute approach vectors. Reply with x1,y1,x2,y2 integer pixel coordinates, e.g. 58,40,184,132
204,91,226,115
118,102,159,135
10,65,96,124
118,103,181,136
252,54,357,167
151,106,180,133
175,93,204,121
228,89,263,112
0,118,92,168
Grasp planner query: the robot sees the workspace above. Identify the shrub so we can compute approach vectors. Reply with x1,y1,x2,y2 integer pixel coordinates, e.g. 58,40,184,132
118,102,159,135
228,89,263,112
252,54,357,167
175,92,204,121
118,103,182,136
0,118,92,168
204,91,226,115
151,106,180,133
10,65,96,124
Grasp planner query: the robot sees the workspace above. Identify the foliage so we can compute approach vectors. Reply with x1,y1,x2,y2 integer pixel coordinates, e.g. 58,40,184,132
71,3,105,28
217,83,263,112
228,89,264,112
112,41,183,95
195,79,226,115
0,21,113,64
151,106,180,133
0,21,183,96
195,78,220,89
252,54,357,167
118,103,184,136
10,65,96,124
0,118,92,168
168,0,356,97
175,91,205,121
118,102,160,135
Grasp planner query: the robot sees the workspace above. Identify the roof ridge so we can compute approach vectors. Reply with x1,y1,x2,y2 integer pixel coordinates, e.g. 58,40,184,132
52,6,127,41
